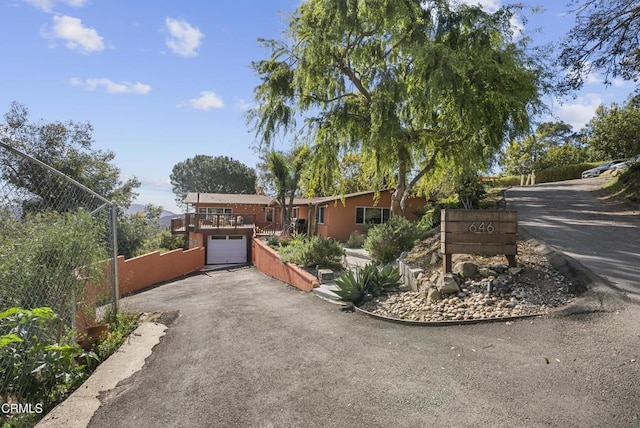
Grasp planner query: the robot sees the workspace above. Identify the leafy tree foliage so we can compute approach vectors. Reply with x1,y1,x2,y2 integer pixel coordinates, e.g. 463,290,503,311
584,94,640,159
0,101,140,214
0,210,107,322
501,121,587,175
558,0,640,91
170,155,257,207
249,0,545,216
117,204,169,259
265,146,309,228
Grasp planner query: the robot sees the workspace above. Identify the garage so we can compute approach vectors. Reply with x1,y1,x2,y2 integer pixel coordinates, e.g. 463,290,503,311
206,235,247,264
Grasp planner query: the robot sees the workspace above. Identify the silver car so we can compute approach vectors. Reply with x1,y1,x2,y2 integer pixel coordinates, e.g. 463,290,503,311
581,160,626,178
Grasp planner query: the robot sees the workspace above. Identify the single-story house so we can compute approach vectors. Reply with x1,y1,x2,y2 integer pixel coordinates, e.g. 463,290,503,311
170,190,427,264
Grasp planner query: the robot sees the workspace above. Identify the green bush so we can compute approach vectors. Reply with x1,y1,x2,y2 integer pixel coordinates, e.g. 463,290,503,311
0,211,108,325
345,230,366,248
418,206,441,229
265,234,280,248
536,163,596,182
364,216,428,264
279,236,345,270
93,309,139,362
0,307,97,425
333,264,402,305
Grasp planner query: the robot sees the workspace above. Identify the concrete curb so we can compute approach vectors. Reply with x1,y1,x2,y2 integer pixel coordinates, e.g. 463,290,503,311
36,322,167,428
353,304,543,326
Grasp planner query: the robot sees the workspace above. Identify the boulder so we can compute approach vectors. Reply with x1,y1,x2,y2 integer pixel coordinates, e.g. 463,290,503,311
490,263,509,273
438,273,460,294
426,287,442,303
479,268,498,278
508,267,525,276
453,261,479,278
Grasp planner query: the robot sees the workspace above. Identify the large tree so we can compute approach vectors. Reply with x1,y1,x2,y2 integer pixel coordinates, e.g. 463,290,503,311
0,101,139,214
585,94,640,160
500,121,587,175
249,0,545,216
170,155,257,207
558,0,640,91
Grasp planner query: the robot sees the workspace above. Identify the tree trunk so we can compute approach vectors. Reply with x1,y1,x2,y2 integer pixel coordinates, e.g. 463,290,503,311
391,147,408,217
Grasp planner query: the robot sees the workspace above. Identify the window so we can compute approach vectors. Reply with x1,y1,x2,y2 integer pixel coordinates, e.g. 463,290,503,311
198,207,232,215
291,207,299,219
355,207,390,225
317,206,326,224
265,207,274,222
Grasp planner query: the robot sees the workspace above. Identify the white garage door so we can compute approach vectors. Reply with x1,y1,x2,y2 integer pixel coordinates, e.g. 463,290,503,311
207,235,247,264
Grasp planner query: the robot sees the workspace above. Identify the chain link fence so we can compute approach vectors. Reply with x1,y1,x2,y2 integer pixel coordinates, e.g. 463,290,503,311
0,140,118,412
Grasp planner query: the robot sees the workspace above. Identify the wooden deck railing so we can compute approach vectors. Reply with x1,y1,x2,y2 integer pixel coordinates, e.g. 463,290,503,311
171,213,257,234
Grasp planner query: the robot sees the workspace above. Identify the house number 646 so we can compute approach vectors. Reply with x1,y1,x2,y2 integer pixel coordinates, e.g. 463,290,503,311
468,222,494,233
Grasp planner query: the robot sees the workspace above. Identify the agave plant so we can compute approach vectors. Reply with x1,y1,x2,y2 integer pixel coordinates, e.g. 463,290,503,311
333,264,402,304
333,267,372,305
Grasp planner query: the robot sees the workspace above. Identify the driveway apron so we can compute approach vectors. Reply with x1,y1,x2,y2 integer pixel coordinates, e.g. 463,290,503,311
507,178,640,299
86,266,640,428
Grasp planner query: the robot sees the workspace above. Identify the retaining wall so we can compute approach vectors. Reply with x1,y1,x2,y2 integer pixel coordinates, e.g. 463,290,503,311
116,247,205,296
252,238,318,292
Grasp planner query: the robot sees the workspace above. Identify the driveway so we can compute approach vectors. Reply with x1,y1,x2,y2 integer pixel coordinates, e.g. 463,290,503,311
86,266,640,427
507,178,640,300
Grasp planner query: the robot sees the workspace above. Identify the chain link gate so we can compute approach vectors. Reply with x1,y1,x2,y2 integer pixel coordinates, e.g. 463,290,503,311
0,140,119,414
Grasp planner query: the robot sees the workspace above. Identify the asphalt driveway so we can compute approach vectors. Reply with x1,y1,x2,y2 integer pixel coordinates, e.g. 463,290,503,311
507,178,640,300
86,266,640,428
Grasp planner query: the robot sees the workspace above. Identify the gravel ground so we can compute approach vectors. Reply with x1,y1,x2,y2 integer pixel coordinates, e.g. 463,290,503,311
360,238,579,322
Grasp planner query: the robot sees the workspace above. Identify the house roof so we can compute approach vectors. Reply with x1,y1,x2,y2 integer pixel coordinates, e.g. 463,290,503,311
310,190,382,204
184,189,393,206
184,192,274,205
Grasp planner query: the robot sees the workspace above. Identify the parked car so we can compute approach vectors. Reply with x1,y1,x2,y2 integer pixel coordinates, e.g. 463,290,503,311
581,160,626,178
608,155,640,175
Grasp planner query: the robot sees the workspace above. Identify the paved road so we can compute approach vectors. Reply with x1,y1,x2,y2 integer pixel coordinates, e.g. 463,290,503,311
87,267,640,428
507,178,640,300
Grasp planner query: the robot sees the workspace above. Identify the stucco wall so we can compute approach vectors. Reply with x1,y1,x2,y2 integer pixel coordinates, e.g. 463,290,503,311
317,191,425,242
78,247,204,332
252,238,318,292
116,247,205,296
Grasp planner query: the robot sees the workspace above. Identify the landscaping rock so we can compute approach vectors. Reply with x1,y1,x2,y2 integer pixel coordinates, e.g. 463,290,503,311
426,287,442,303
453,261,478,278
479,268,497,278
358,239,577,323
438,273,460,294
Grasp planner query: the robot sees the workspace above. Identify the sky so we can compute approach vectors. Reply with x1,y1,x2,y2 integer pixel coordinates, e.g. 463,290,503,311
1,0,636,213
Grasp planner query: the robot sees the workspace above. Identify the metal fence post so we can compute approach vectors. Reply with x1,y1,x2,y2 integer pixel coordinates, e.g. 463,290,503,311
110,201,120,314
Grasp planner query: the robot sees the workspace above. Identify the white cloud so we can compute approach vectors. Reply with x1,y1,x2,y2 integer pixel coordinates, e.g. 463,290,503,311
179,91,224,110
70,77,152,94
554,93,603,131
22,0,86,13
45,15,104,53
234,98,251,112
165,18,204,58
585,73,603,85
458,0,501,10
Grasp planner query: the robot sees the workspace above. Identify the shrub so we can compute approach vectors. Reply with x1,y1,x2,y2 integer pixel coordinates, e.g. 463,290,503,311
417,206,441,229
0,211,108,326
279,236,345,270
93,309,139,362
265,234,280,248
0,307,97,425
346,230,366,248
333,264,402,305
364,216,428,264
